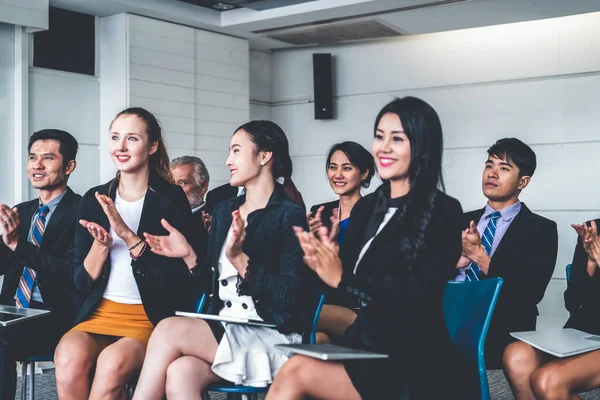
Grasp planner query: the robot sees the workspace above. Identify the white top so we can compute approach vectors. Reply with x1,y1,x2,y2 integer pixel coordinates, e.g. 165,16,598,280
103,190,145,304
354,208,398,274
217,227,262,320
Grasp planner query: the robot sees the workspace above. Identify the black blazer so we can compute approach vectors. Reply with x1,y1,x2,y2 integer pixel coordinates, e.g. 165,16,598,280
194,184,315,334
309,200,339,232
0,187,81,329
72,176,195,327
337,186,464,399
204,183,238,216
189,208,209,263
462,204,558,361
564,218,600,335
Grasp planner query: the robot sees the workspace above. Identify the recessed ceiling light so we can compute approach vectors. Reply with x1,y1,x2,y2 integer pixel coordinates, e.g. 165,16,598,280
213,2,235,10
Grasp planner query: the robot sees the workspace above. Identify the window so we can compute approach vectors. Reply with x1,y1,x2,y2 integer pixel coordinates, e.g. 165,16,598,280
33,7,95,76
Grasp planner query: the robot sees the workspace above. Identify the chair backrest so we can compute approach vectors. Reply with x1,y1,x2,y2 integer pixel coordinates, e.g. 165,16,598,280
195,293,207,313
442,278,503,400
566,264,572,282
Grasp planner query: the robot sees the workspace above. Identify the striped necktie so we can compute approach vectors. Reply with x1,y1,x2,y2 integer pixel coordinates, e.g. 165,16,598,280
465,211,502,281
15,205,50,308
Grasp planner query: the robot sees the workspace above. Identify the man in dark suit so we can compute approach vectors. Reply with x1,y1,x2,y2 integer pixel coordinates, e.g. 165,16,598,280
204,183,239,216
171,156,210,255
455,138,558,369
0,129,81,398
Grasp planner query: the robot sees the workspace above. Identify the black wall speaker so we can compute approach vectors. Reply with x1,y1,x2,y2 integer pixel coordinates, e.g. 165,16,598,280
313,53,334,120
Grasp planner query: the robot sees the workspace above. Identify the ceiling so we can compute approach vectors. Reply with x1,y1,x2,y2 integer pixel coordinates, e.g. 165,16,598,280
49,0,600,50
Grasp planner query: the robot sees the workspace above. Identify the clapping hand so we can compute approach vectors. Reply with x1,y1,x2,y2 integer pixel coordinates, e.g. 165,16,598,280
80,219,112,247
202,211,212,233
95,192,134,240
461,221,482,258
144,219,193,259
573,221,600,263
307,206,324,235
0,205,20,251
294,226,342,288
226,210,249,275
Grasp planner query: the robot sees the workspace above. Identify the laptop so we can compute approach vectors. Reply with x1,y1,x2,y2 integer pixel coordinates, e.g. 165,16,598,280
276,344,389,361
175,311,277,328
511,328,600,358
0,305,50,327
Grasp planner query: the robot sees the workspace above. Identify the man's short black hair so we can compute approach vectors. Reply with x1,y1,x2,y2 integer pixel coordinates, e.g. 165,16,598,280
487,138,536,177
28,129,78,168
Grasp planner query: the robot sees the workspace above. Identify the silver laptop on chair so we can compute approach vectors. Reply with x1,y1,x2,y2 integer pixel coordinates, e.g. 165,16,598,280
276,344,389,360
0,304,50,327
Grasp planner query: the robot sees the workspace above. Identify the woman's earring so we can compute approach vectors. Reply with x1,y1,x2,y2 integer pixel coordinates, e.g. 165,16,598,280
260,161,265,166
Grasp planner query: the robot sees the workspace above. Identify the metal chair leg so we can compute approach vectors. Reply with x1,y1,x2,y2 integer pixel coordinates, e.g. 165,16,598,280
20,362,27,400
28,361,35,400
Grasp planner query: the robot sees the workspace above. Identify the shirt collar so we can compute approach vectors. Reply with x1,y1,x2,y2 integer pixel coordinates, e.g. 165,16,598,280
39,190,67,212
191,203,205,214
483,201,522,222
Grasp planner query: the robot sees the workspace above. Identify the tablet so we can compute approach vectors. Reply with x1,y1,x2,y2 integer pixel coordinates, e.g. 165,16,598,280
175,311,277,328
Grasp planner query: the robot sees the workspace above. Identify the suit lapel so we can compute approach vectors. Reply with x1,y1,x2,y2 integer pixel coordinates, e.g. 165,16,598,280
18,200,38,241
136,187,172,237
487,204,532,271
42,188,74,245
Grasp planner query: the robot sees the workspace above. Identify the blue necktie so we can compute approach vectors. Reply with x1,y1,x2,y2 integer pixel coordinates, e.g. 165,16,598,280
15,205,49,308
465,211,501,281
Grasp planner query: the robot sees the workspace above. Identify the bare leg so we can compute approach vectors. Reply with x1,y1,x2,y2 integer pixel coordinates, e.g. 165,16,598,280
89,337,146,400
54,331,112,400
266,355,361,400
316,332,331,344
503,341,551,400
531,348,600,400
165,356,221,400
132,317,219,400
316,305,357,341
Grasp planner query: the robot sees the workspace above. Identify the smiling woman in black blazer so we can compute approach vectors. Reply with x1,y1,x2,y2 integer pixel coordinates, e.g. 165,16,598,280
267,97,468,400
53,107,194,400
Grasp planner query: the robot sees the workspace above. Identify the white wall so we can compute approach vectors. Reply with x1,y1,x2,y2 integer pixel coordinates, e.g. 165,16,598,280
0,23,15,207
249,49,272,121
0,0,48,31
29,68,101,197
269,12,600,330
126,14,249,190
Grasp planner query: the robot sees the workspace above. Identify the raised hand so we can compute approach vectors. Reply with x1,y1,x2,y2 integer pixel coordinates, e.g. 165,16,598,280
294,226,343,288
582,221,600,263
80,219,112,247
462,221,482,258
0,205,20,251
143,219,193,259
95,192,133,240
307,206,324,235
226,210,248,275
202,211,212,233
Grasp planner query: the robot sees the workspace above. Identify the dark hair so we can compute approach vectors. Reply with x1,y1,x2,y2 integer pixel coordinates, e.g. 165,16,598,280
111,107,174,184
235,120,305,210
28,129,78,168
487,138,536,177
326,141,375,188
373,96,445,265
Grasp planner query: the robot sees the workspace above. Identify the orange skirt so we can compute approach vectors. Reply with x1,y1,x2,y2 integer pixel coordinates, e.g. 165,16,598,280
70,298,154,346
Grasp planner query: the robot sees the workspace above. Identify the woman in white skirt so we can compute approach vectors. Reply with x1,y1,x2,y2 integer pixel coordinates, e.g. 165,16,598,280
132,120,315,400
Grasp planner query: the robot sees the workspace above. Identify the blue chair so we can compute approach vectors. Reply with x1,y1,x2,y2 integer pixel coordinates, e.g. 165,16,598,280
18,354,53,400
566,264,572,282
443,278,503,400
202,292,326,400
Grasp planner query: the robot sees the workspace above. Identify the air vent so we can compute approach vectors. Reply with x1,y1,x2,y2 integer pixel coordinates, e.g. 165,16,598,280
256,18,404,46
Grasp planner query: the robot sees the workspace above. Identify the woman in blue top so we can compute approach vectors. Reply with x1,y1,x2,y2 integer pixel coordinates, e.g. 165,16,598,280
308,141,374,344
308,141,375,245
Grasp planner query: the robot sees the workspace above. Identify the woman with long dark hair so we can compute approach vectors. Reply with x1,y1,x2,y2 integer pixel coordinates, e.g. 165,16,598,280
130,120,312,400
308,141,375,245
266,97,466,400
53,107,195,399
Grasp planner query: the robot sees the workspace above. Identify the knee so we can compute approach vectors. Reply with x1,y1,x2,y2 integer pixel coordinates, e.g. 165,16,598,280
531,365,565,400
54,341,92,384
502,341,535,376
95,349,133,387
147,317,184,347
273,356,310,388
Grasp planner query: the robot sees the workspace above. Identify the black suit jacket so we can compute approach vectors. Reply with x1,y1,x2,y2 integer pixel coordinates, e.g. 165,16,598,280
564,218,600,335
73,176,195,327
462,204,558,367
0,187,81,329
194,184,315,334
204,183,238,216
309,200,339,232
189,208,208,264
337,186,465,399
